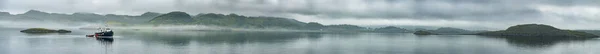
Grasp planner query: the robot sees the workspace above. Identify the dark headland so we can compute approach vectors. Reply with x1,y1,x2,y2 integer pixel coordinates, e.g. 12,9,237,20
475,24,599,38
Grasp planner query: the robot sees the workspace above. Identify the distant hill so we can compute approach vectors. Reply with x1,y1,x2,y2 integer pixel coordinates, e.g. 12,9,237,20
20,10,50,16
574,30,600,36
324,24,366,31
140,12,162,17
0,12,10,16
148,11,195,24
1,10,159,24
372,26,412,33
192,13,307,28
304,22,326,30
427,27,480,35
411,27,481,35
476,24,599,38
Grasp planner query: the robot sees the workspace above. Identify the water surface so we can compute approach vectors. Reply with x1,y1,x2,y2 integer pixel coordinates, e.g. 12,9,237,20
1,28,599,54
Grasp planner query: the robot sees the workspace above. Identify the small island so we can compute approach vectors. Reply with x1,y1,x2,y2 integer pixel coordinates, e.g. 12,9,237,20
20,28,71,33
414,30,436,35
413,27,483,35
476,24,599,38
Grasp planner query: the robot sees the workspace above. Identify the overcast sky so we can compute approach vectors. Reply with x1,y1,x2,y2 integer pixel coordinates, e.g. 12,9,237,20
1,0,600,30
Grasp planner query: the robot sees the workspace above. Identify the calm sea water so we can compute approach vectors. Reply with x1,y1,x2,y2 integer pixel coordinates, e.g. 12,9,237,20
1,28,599,54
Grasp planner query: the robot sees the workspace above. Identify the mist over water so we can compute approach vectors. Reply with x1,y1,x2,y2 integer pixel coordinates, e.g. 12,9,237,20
0,20,80,29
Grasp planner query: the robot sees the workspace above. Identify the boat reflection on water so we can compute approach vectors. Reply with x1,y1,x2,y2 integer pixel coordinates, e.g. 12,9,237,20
96,37,114,45
95,37,113,54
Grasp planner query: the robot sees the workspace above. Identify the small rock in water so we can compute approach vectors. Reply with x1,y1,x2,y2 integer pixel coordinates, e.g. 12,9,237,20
414,30,436,35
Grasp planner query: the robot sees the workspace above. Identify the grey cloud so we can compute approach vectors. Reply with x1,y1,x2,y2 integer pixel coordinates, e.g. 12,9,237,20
2,0,598,19
0,0,5,9
538,0,600,6
119,0,134,6
174,0,185,9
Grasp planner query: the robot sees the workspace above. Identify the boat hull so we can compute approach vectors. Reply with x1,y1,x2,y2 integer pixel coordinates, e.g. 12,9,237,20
86,31,114,37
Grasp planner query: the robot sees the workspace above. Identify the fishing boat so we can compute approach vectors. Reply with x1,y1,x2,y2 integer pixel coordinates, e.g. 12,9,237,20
86,28,113,38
